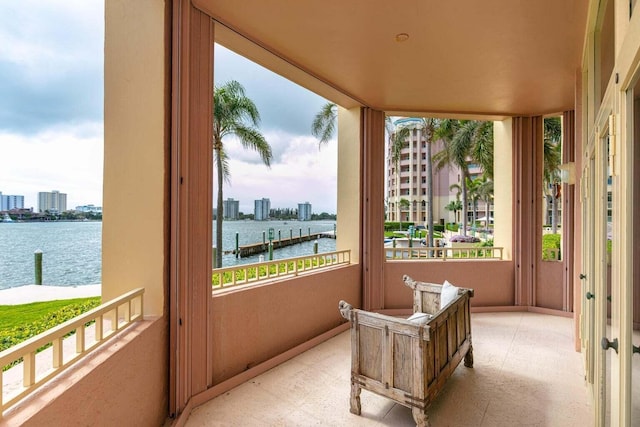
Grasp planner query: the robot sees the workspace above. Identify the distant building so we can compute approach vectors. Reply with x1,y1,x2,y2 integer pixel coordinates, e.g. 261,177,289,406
223,198,240,220
0,192,25,211
75,204,103,214
254,198,270,221
38,190,67,213
298,202,312,221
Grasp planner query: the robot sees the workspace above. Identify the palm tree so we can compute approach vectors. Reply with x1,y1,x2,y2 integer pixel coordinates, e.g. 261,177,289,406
476,177,494,227
433,120,470,235
311,102,337,146
213,80,273,267
469,121,494,180
445,200,462,225
388,118,438,248
466,177,483,227
434,120,493,236
449,183,462,202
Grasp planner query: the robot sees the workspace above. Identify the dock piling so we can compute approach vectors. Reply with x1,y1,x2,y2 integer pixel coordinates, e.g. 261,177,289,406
235,232,239,258
34,249,43,285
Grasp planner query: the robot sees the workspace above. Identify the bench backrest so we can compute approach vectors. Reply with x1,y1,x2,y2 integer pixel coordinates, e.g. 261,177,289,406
403,275,474,315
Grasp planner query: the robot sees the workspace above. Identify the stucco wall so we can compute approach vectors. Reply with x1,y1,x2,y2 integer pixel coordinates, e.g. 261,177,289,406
103,0,167,316
536,261,564,310
5,319,168,427
383,260,515,308
211,265,361,384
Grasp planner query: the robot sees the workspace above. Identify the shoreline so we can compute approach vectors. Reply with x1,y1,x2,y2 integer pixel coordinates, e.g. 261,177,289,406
0,284,101,305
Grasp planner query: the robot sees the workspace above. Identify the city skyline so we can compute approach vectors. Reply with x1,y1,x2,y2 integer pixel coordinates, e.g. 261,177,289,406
222,197,319,217
0,1,338,214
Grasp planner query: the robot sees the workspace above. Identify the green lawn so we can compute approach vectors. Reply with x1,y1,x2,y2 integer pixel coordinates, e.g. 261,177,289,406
1,297,102,371
0,297,100,331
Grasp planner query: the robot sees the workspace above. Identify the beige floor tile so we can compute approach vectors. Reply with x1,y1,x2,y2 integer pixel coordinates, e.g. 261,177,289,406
185,312,592,426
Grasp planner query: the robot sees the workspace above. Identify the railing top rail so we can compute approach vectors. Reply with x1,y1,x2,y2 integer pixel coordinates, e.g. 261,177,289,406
385,246,503,261
212,249,351,274
0,287,144,366
212,250,351,290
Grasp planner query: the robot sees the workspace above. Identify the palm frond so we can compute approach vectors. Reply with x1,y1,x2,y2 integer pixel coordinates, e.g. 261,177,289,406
311,102,337,146
213,80,273,171
214,147,232,184
391,126,411,165
233,124,273,167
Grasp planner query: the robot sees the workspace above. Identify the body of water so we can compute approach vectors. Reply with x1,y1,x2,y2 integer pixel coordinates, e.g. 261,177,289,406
214,220,337,267
0,220,336,290
0,221,102,290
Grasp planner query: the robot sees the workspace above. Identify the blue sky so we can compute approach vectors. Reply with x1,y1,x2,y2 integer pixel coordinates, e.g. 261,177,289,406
0,2,337,214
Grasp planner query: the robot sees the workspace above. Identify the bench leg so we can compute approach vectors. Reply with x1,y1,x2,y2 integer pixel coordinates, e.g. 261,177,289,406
464,344,474,368
412,407,430,427
350,382,361,415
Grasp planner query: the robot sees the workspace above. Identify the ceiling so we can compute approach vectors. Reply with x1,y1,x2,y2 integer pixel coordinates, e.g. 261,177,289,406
196,0,589,119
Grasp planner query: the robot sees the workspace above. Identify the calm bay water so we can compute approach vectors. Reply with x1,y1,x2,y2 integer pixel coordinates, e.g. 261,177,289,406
0,220,336,290
0,221,102,290
215,220,337,267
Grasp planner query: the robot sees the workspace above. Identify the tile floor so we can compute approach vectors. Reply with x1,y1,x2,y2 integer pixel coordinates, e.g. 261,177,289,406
185,312,592,426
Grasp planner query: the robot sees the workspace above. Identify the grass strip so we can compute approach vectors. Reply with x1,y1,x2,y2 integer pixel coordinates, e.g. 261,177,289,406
1,297,101,371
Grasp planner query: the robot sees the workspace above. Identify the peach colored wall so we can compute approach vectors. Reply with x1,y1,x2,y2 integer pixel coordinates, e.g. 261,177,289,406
211,265,361,384
383,260,514,308
337,107,362,264
536,261,564,310
103,0,167,316
6,319,168,427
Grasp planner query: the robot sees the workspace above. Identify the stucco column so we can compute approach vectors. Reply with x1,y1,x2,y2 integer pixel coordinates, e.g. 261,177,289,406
337,107,362,265
493,119,513,261
103,0,167,316
361,108,386,311
512,116,543,307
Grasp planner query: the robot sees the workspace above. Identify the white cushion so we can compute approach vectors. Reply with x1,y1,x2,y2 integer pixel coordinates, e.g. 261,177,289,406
440,280,459,309
407,312,431,324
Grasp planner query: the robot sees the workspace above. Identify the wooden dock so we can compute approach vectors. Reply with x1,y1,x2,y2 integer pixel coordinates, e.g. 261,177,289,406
235,231,335,258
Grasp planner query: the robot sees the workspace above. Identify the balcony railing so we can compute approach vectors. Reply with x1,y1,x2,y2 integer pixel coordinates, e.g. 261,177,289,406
1,288,144,415
212,250,351,290
386,246,503,260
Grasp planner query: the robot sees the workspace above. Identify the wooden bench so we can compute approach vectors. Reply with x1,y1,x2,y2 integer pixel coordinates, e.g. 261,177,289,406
338,275,474,426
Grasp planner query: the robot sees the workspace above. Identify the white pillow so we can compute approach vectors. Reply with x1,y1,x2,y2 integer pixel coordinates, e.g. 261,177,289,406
440,280,459,309
407,312,431,324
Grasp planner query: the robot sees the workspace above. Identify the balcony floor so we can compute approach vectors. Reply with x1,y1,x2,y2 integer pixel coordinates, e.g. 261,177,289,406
185,312,592,426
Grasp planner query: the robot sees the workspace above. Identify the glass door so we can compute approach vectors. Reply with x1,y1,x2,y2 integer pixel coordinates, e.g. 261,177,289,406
595,114,616,426
630,77,640,425
582,153,596,386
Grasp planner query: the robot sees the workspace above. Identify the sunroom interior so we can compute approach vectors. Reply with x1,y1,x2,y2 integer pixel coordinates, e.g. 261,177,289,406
4,0,640,426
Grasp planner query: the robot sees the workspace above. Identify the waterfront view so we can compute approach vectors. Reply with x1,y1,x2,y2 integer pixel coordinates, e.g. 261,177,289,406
214,220,337,267
0,222,101,289
0,220,336,290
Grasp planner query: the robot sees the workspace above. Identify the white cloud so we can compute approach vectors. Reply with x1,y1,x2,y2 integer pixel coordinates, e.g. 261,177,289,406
0,1,104,133
222,134,338,213
0,3,339,216
0,124,104,209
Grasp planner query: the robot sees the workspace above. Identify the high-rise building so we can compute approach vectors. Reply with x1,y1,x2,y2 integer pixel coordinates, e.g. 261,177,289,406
297,202,312,221
254,198,270,221
0,192,25,211
223,198,240,220
386,118,492,226
38,190,67,213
